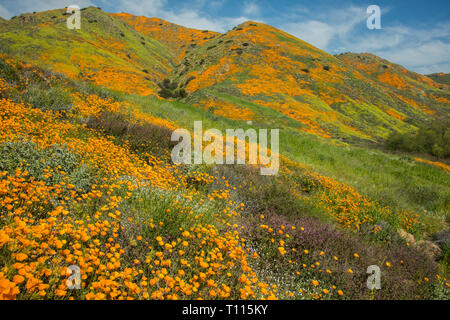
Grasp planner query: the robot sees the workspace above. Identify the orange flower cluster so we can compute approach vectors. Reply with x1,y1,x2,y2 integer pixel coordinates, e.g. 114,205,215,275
73,93,176,130
414,157,450,173
385,108,406,121
196,99,254,121
186,57,238,93
377,71,411,90
252,98,332,138
298,170,421,232
0,78,8,95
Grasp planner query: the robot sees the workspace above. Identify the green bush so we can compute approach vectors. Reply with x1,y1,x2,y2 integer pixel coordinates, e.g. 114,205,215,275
157,79,187,99
386,118,450,159
212,164,328,221
22,84,73,112
0,140,94,191
0,58,19,84
86,111,176,159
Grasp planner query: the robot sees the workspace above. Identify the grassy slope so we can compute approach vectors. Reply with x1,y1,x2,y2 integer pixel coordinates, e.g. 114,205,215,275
96,89,450,234
0,7,174,95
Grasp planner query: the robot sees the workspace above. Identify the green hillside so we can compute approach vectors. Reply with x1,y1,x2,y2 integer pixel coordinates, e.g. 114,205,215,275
0,7,174,95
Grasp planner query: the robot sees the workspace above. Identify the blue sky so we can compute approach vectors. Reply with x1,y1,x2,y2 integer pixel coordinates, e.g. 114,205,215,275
0,0,449,74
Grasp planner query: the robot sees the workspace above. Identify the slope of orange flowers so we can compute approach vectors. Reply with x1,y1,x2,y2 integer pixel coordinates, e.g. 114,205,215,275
111,13,221,62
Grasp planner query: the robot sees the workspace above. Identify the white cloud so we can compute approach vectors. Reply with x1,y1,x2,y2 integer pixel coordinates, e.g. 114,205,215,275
334,22,450,73
208,0,227,10
0,5,11,19
281,6,366,50
413,61,450,75
283,20,334,49
163,9,248,32
243,1,260,16
375,40,450,74
115,0,166,16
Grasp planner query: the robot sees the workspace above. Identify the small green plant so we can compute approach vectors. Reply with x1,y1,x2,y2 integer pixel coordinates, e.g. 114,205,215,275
22,84,73,112
0,140,95,191
157,78,187,99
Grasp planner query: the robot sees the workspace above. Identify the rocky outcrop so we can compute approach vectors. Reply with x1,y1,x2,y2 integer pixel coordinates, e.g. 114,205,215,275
397,229,442,261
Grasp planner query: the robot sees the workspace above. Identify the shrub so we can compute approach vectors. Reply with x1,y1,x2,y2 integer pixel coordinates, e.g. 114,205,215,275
157,79,186,99
22,84,73,112
86,111,175,159
212,164,327,221
0,140,94,192
386,118,450,159
0,59,20,84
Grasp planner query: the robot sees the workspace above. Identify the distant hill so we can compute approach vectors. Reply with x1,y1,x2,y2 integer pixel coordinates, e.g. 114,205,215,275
426,72,450,86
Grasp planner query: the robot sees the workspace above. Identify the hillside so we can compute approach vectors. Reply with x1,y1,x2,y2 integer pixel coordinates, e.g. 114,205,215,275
165,21,450,143
1,10,448,144
111,13,221,62
0,7,174,95
427,73,450,86
1,50,448,300
0,6,449,301
0,6,448,230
